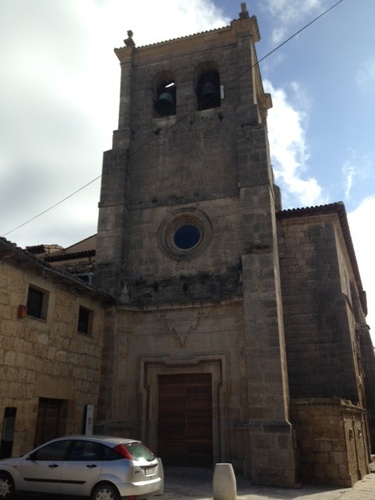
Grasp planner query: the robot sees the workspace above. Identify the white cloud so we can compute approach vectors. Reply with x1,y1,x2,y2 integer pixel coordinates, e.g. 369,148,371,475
0,0,229,247
348,197,375,333
342,154,362,200
356,57,375,97
263,0,324,43
266,0,323,20
342,158,359,200
341,150,374,201
74,0,229,48
264,80,324,208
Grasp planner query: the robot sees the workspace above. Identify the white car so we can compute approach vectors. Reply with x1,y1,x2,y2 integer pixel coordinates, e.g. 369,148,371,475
0,435,161,500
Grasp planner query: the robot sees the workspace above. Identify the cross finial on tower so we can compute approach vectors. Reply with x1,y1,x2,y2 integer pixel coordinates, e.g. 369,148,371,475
239,3,249,19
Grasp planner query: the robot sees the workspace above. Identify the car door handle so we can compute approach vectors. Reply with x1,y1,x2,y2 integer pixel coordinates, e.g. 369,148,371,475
48,464,59,468
86,464,97,469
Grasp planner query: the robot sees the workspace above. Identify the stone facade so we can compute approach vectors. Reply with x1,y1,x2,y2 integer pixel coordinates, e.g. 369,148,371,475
94,5,299,487
2,3,374,490
92,4,374,487
0,237,112,457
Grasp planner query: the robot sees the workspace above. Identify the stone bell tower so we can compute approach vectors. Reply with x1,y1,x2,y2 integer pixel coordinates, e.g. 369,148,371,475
95,3,296,486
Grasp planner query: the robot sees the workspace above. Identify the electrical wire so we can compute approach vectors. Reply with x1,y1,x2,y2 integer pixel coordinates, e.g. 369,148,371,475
2,0,345,239
257,0,344,68
2,176,101,237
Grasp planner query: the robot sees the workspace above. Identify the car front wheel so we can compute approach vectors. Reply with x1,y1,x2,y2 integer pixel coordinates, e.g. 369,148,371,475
91,483,121,500
0,472,14,500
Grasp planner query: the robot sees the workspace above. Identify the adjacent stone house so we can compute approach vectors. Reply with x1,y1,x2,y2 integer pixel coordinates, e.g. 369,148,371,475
0,237,113,457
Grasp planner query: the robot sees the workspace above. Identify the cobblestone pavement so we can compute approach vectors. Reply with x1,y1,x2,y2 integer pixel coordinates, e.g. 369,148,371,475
161,466,375,500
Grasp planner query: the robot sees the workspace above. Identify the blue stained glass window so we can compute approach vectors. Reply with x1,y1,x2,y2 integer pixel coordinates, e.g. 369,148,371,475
173,224,200,250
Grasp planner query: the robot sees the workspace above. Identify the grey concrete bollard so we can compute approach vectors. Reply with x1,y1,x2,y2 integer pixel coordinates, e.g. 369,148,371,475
155,457,164,495
213,463,237,500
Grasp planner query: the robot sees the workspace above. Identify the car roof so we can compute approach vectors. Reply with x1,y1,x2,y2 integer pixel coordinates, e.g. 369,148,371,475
46,435,140,446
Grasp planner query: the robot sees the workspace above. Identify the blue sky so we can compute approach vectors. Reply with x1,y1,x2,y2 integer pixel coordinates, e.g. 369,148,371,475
1,0,374,332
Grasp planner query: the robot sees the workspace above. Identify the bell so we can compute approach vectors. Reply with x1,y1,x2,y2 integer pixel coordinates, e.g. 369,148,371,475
200,81,218,108
155,92,175,116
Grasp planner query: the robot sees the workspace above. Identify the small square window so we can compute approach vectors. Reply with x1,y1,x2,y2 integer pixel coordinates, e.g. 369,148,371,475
78,306,93,335
27,285,49,320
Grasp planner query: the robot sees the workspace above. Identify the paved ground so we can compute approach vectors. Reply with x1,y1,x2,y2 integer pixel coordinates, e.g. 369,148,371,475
161,466,375,499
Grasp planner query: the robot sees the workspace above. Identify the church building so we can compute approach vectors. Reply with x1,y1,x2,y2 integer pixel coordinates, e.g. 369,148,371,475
90,3,375,487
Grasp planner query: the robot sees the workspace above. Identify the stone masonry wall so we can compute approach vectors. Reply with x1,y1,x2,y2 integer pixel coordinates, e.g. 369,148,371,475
94,14,297,486
290,399,369,486
278,215,360,403
0,257,107,456
96,301,249,462
96,17,267,297
120,198,242,289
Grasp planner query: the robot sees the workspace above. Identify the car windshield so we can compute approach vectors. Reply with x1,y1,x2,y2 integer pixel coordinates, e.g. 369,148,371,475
124,442,154,461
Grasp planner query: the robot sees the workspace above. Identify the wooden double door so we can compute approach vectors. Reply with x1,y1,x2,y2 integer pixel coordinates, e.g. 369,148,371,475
34,398,67,447
158,373,213,466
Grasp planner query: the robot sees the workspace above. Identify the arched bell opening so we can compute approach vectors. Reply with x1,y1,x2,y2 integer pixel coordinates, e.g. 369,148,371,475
153,72,176,117
196,69,220,111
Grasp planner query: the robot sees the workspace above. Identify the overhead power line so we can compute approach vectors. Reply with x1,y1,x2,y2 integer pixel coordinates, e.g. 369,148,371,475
2,0,345,239
257,0,344,67
2,176,101,237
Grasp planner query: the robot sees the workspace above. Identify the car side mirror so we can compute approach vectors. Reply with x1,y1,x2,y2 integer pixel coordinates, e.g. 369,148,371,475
27,452,36,461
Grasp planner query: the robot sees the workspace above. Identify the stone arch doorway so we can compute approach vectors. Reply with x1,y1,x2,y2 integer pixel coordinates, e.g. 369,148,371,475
158,373,213,466
140,356,227,466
